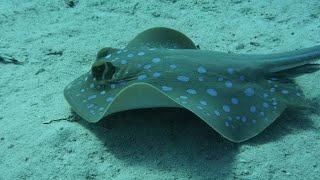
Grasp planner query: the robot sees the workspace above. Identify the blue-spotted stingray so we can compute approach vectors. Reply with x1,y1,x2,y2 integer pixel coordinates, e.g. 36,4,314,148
64,27,320,142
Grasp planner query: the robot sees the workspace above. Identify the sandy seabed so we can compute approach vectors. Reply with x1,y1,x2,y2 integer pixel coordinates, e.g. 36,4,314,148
0,0,319,179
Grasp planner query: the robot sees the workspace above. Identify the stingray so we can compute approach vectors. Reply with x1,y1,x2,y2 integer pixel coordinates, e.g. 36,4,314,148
64,27,320,142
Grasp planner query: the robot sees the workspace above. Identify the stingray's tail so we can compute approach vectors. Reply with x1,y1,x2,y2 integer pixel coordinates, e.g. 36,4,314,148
270,63,320,79
261,45,320,108
263,45,320,79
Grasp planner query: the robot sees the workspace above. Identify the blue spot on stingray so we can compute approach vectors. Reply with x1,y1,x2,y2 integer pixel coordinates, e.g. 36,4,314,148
197,67,207,73
214,110,221,116
194,105,203,109
177,75,190,82
262,102,269,108
180,96,188,100
218,77,224,81
106,97,113,103
231,98,239,104
281,89,289,94
90,83,94,89
119,80,126,85
225,122,229,127
144,64,152,69
187,89,197,94
225,80,233,87
127,54,134,58
81,89,85,93
206,89,218,96
170,64,177,69
239,75,245,81
263,93,268,98
87,104,94,109
100,90,106,95
152,57,161,63
162,86,173,91
198,77,204,81
223,105,231,112
244,88,254,96
260,112,265,116
252,119,256,123
270,87,276,92
88,95,97,100
227,68,235,74
200,100,207,105
137,52,145,56
138,74,147,80
110,84,116,89
121,60,127,64
241,116,247,122
153,72,161,78
250,106,256,113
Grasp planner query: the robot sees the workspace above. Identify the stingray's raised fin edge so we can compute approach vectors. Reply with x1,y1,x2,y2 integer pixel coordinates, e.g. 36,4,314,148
96,47,119,60
125,27,197,50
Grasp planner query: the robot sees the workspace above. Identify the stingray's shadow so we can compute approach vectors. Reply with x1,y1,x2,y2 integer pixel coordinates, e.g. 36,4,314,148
78,108,239,175
77,97,318,173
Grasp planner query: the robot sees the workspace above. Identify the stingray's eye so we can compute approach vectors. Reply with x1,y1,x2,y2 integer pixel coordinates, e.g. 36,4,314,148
91,60,116,80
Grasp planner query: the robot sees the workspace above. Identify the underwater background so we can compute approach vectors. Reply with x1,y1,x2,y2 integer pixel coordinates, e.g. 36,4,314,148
0,0,319,179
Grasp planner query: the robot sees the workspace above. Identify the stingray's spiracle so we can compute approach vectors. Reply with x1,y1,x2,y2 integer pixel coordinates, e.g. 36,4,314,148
91,60,116,81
